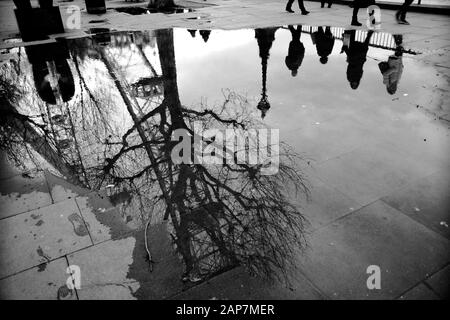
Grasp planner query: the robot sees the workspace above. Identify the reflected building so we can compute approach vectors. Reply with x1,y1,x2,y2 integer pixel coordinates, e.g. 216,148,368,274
187,29,197,38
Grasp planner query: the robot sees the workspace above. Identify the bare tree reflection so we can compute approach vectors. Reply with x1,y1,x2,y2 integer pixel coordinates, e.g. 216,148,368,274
0,29,309,285
100,29,309,283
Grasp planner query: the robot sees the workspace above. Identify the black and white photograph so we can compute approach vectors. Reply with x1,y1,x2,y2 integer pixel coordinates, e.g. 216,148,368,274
0,0,448,309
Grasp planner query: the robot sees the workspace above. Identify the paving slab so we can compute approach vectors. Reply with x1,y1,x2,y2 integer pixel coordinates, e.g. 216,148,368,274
297,200,449,299
67,223,186,300
67,236,140,300
425,265,450,299
314,141,438,206
0,257,76,300
373,114,450,173
398,283,440,300
382,170,450,239
171,266,324,300
0,171,52,220
408,37,450,52
0,152,23,180
279,115,374,165
0,198,93,279
129,230,186,300
76,192,134,244
44,170,91,204
293,175,361,230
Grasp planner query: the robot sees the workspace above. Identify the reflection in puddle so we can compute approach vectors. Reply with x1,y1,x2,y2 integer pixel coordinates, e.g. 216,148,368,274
115,6,194,15
0,26,438,283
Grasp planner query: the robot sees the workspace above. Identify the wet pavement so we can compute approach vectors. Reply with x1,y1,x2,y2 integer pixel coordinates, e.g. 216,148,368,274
0,0,449,300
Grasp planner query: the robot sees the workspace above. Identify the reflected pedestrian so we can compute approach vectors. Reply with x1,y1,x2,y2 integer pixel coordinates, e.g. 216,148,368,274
311,26,335,64
285,25,305,77
378,35,404,94
396,0,414,25
341,29,374,89
321,0,333,8
285,0,309,15
199,30,211,43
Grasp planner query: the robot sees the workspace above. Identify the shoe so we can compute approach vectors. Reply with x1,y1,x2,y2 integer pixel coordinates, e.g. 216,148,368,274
301,10,310,15
351,20,362,26
398,19,410,25
395,11,402,23
286,7,294,13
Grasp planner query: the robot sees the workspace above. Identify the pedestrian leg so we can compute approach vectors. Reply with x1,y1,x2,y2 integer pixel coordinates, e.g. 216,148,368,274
351,5,361,26
396,0,414,25
286,0,295,13
298,0,309,15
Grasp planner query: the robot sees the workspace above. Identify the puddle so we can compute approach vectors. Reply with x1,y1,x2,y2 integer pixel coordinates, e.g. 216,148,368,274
1,26,448,282
115,6,193,15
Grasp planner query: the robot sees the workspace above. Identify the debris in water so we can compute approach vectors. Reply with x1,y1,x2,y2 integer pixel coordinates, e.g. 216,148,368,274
37,263,47,272
57,285,74,300
36,246,51,262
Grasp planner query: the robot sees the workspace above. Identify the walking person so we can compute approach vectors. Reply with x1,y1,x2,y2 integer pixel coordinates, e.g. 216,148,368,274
285,25,305,77
311,26,335,64
396,0,414,25
350,0,362,26
13,0,53,9
321,0,333,8
286,0,309,15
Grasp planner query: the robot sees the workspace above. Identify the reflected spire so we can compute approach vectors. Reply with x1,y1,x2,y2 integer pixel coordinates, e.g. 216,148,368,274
187,29,197,38
255,28,277,119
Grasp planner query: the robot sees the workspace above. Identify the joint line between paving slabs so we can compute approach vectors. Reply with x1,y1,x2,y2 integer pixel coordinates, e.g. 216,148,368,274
74,198,96,246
